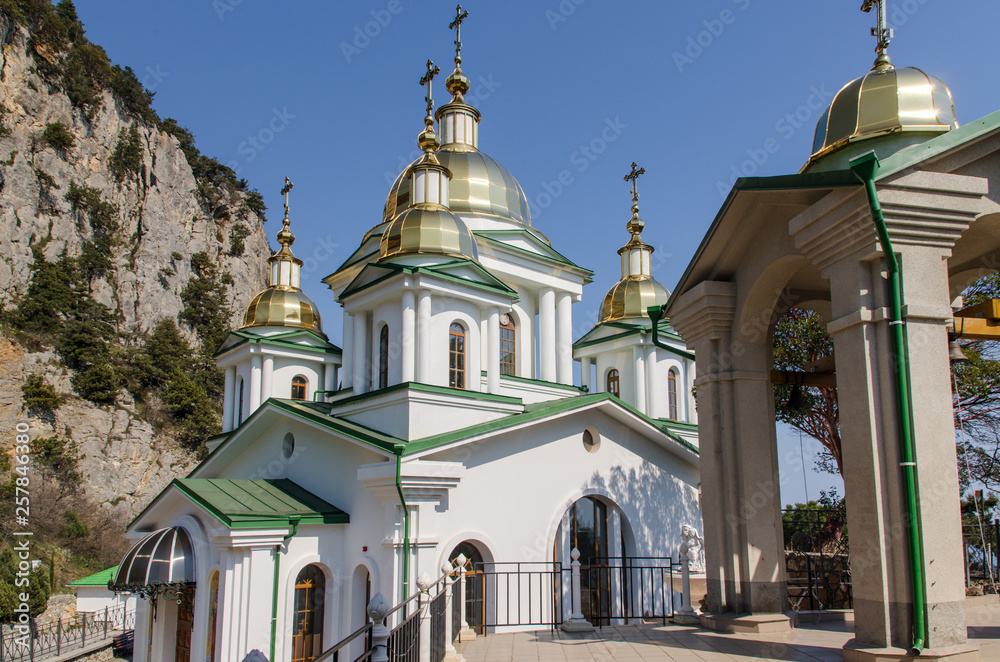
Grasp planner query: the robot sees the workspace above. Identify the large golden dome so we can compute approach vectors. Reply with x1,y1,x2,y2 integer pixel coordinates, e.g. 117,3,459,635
384,148,531,226
805,64,956,171
599,277,669,324
243,287,323,335
379,205,479,261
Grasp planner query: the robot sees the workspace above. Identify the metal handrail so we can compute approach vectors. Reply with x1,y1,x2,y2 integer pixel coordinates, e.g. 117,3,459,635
313,622,373,662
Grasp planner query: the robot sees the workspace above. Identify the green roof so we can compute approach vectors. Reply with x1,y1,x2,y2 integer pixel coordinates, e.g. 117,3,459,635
68,565,118,587
172,478,349,529
214,328,341,358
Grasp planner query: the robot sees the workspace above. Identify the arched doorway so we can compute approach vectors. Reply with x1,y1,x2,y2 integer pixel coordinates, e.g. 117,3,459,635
448,542,485,634
291,565,325,662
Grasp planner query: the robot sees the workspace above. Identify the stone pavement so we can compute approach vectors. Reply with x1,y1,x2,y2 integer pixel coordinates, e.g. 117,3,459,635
456,604,1000,661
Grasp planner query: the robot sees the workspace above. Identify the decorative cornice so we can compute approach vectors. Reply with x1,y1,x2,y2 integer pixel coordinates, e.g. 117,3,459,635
668,281,737,347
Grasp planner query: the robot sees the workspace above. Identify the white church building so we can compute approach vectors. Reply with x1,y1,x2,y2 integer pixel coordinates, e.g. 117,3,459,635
111,19,701,662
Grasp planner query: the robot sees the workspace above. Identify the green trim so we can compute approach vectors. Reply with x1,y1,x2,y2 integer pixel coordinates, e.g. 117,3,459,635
332,382,523,408
403,391,698,457
658,419,698,432
339,260,518,302
268,399,402,452
171,478,349,529
214,329,341,358
573,323,689,358
473,231,593,275
480,372,587,393
875,109,1000,181
67,565,118,587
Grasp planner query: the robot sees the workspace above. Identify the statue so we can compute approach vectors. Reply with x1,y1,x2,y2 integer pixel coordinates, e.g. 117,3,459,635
679,524,705,573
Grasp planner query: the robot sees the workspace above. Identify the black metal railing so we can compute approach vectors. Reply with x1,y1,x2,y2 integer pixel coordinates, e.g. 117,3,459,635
578,557,678,626
386,593,422,662
782,508,852,611
0,605,135,662
963,519,1000,588
471,562,564,631
428,589,446,662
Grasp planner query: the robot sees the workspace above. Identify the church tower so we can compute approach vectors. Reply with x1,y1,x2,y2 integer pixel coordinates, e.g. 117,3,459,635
573,164,697,435
215,179,341,431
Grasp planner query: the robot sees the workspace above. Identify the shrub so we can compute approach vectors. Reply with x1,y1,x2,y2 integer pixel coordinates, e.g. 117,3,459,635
229,223,250,256
42,121,74,150
109,65,158,125
0,546,50,619
70,364,118,405
56,320,110,369
109,124,142,182
65,181,118,236
63,511,89,539
21,374,63,414
33,435,79,482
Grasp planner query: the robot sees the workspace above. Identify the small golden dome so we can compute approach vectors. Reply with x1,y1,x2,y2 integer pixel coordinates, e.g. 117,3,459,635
385,149,531,226
599,277,669,324
379,206,478,261
805,65,956,170
243,287,324,335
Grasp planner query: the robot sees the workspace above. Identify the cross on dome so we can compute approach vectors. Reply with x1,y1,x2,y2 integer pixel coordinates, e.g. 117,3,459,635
861,0,893,69
624,162,646,235
450,5,468,63
420,59,441,121
278,176,295,247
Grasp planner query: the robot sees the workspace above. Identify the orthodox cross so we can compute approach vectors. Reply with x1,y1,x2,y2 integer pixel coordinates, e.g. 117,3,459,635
861,0,892,58
420,59,440,118
450,5,469,61
281,177,293,221
624,162,645,204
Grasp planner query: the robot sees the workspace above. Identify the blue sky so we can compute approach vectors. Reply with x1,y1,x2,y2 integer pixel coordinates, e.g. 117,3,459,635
71,0,1000,506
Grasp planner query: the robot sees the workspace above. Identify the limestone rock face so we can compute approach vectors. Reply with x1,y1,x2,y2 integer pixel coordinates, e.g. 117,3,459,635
0,16,270,516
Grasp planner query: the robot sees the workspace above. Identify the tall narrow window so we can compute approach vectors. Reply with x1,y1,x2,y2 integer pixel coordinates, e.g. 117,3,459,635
606,369,620,398
449,323,466,389
238,379,245,425
291,375,307,400
379,325,389,389
206,571,219,662
292,565,326,662
667,368,678,420
499,314,516,376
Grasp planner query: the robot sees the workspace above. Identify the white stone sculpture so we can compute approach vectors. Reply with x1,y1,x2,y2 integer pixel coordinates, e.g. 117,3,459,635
679,524,705,573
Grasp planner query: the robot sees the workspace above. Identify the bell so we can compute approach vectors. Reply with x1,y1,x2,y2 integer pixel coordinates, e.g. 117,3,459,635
787,384,807,411
949,339,968,363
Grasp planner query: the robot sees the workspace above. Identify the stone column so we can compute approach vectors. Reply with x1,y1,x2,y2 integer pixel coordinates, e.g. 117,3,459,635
440,562,462,661
324,362,337,394
487,307,500,394
402,289,416,382
556,291,573,384
539,288,556,382
632,345,646,414
261,355,274,402
645,345,657,418
368,594,391,662
342,313,355,390
560,548,593,632
249,355,262,413
417,573,432,662
417,290,432,383
353,311,369,395
580,357,592,392
222,366,236,432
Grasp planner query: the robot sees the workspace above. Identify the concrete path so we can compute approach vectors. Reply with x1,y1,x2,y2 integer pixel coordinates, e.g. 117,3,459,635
456,605,1000,661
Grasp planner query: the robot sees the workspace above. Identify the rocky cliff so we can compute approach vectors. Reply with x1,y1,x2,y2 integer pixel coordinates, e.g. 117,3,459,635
0,4,271,528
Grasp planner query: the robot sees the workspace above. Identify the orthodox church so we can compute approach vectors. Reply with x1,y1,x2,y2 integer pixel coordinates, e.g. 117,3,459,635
111,11,701,662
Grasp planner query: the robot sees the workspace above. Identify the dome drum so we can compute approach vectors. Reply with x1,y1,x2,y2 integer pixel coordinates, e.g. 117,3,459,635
243,288,323,335
378,206,479,261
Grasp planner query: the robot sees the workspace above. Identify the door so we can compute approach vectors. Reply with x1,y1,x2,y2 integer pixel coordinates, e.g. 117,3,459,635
175,591,194,662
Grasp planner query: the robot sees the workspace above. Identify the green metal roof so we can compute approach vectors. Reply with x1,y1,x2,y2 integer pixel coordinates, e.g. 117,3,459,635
68,565,118,587
473,230,594,277
173,478,349,529
213,328,341,358
339,260,518,303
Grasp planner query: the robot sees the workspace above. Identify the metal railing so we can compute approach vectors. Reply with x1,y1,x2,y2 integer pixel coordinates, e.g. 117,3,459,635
963,519,1000,589
782,508,852,611
470,562,564,630
0,605,135,662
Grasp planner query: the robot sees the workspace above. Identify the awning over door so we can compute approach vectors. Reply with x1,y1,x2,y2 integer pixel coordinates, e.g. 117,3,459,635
109,527,195,597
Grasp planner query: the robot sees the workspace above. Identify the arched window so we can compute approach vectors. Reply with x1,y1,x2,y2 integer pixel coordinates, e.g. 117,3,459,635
379,325,389,389
238,378,245,425
449,323,466,389
291,375,308,401
667,368,678,420
606,369,620,398
292,565,325,662
499,314,516,376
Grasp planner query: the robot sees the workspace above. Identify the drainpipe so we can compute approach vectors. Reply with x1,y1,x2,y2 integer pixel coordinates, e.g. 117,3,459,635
271,518,300,662
646,306,670,351
395,449,411,600
849,150,927,655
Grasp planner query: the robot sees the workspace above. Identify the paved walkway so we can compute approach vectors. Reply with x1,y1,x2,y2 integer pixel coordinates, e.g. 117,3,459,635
456,605,1000,661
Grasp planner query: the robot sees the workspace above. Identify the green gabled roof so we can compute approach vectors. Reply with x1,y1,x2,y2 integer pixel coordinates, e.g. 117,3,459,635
573,320,691,359
875,109,1000,181
339,260,518,302
402,391,698,457
331,381,523,408
68,565,118,587
213,328,341,358
473,230,593,277
171,478,349,529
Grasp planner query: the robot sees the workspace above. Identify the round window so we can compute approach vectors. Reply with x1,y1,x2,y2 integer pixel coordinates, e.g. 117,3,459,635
282,432,295,459
582,428,600,454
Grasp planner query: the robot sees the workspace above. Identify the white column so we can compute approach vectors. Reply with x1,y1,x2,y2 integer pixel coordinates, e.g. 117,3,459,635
633,345,646,414
222,366,236,432
580,357,591,393
342,313,355,390
645,345,657,418
556,292,573,385
487,307,500,394
402,290,416,382
249,355,262,413
417,574,432,662
261,355,274,402
324,362,337,393
539,288,556,382
353,311,369,395
417,290,432,383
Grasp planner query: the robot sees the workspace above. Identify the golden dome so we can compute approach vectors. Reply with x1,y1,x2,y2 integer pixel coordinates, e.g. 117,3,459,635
379,205,479,261
384,149,531,226
599,277,669,324
243,287,324,335
805,65,956,170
